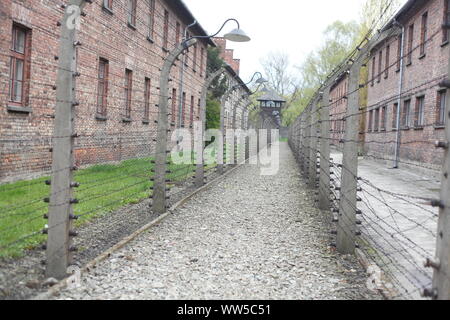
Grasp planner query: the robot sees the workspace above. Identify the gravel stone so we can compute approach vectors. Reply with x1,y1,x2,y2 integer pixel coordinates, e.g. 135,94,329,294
51,143,381,300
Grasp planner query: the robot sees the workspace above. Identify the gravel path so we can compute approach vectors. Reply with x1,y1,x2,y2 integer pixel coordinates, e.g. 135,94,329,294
53,143,381,300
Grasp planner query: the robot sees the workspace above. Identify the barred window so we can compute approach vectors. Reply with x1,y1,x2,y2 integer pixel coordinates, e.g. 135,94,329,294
163,10,169,50
407,24,414,65
402,99,411,128
414,96,425,127
437,90,447,126
443,0,450,43
381,106,387,130
396,35,402,71
148,0,155,40
190,95,195,125
181,92,186,126
420,12,428,56
378,50,382,82
103,0,113,10
97,58,109,116
9,24,31,107
193,44,198,72
200,47,205,76
385,45,390,79
374,107,380,131
371,56,376,86
144,77,151,120
392,103,399,129
128,0,137,27
124,69,133,118
171,88,177,123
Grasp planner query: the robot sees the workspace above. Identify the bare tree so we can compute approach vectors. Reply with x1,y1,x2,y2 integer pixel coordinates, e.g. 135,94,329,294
260,52,298,97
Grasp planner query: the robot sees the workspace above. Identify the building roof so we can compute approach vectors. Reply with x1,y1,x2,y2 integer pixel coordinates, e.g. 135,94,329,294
168,0,216,47
382,0,426,31
257,88,286,102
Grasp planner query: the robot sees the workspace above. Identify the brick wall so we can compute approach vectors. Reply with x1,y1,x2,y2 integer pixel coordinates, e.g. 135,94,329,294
365,0,448,170
329,73,349,151
213,37,240,75
0,0,209,183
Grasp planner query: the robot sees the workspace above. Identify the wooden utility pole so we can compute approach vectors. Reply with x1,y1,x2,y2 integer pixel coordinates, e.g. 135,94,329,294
46,0,88,279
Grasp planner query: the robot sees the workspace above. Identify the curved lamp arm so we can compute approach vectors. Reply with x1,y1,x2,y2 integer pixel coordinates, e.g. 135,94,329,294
185,18,240,42
245,72,263,86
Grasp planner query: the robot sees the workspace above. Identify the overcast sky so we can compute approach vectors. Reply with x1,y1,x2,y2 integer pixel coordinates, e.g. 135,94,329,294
184,0,407,82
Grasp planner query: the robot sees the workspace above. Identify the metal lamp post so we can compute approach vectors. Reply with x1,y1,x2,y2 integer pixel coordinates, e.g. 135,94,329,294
152,19,250,214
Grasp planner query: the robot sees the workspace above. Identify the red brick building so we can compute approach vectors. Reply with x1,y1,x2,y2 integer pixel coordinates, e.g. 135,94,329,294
0,0,214,182
365,0,448,170
329,72,349,149
213,37,241,75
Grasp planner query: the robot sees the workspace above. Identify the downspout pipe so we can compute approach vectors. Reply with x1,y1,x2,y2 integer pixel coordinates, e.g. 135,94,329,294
394,19,405,168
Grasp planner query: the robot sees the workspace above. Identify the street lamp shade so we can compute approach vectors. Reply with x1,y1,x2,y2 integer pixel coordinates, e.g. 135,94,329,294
255,77,268,84
224,28,251,42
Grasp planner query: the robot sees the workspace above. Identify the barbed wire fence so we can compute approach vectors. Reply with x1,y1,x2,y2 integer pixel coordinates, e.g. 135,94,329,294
289,5,450,299
0,0,253,299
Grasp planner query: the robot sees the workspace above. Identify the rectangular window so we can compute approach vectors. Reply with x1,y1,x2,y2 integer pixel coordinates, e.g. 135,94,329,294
381,106,387,131
128,0,137,27
163,10,169,50
124,69,133,119
144,77,151,120
397,35,402,71
402,99,411,128
175,21,181,45
385,45,390,79
407,24,414,65
371,56,376,86
200,47,205,76
414,96,425,127
393,103,399,129
9,24,31,107
193,44,198,72
437,90,447,125
148,0,155,40
443,0,450,43
97,58,109,116
171,88,177,123
368,110,373,132
420,12,428,56
374,107,380,131
198,98,201,116
103,0,113,10
378,50,382,82
182,92,186,126
190,95,195,124
184,32,190,65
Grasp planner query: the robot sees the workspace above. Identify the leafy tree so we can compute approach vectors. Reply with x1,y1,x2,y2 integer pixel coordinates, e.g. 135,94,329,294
260,52,298,97
281,20,361,125
205,93,221,130
205,47,228,129
282,0,402,126
206,47,228,99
